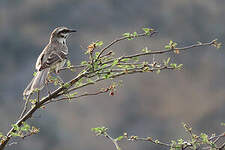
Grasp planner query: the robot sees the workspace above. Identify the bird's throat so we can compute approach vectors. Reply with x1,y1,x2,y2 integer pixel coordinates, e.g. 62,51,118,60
57,38,66,45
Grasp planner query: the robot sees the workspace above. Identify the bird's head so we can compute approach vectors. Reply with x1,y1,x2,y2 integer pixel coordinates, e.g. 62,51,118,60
50,27,76,43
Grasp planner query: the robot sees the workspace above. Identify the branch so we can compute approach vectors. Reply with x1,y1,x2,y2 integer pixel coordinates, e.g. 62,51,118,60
0,72,86,150
101,39,217,66
104,132,121,150
45,88,110,104
96,30,158,60
0,27,220,150
92,125,225,150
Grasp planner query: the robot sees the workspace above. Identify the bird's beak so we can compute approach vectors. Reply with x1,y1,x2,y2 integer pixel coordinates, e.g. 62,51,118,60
68,29,77,33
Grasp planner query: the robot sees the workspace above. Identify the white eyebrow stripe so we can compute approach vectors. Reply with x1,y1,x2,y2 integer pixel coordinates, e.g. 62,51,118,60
58,28,66,33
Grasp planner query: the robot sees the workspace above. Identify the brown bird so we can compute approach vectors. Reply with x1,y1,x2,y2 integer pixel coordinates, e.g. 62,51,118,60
23,27,76,96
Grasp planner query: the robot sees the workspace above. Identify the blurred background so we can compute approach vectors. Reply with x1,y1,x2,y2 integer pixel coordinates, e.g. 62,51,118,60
0,0,224,150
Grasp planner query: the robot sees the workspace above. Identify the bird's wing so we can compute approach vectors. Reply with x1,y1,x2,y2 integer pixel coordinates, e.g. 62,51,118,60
39,50,67,71
35,51,45,71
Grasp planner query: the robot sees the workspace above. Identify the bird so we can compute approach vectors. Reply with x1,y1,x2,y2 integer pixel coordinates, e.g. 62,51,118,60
23,27,76,96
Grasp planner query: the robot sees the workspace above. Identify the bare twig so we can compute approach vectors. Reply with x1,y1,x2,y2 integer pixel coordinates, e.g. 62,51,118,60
219,142,225,150
210,132,225,143
45,88,110,105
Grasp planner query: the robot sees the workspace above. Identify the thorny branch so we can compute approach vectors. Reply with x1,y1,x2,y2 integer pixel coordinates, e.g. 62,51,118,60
0,28,221,150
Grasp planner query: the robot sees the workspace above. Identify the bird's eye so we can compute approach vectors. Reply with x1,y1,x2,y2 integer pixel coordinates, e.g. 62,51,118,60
59,29,68,34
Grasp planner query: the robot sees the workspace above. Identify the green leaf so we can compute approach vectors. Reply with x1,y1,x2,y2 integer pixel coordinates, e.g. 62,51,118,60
86,78,95,83
100,64,108,69
63,82,71,88
123,33,131,38
133,32,138,37
200,133,209,143
91,126,108,135
85,50,89,55
33,71,37,77
173,42,177,47
165,45,171,49
127,37,133,40
11,124,20,131
167,57,171,64
93,62,99,69
142,28,150,35
21,122,30,131
156,69,160,74
67,92,78,98
33,88,40,93
10,132,20,137
142,47,149,53
164,57,171,66
143,67,149,72
96,41,103,47
29,99,37,104
132,57,139,62
75,78,84,87
170,140,177,146
177,64,183,70
116,135,124,141
112,59,119,67
0,132,3,138
104,74,110,79
121,58,131,62
67,60,71,67
170,63,177,68
177,139,184,145
95,52,100,57
168,40,177,49
81,61,88,65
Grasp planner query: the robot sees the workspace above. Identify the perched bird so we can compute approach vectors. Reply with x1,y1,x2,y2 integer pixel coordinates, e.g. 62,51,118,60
23,27,76,96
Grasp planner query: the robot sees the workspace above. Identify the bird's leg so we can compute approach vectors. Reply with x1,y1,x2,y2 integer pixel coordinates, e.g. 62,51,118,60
54,67,65,85
37,90,40,103
56,74,64,86
45,79,51,96
19,94,32,119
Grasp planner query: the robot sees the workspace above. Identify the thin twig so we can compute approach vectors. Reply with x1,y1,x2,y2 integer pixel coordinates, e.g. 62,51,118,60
104,132,121,150
19,94,31,119
45,89,109,104
210,132,225,143
96,31,157,60
58,65,86,72
101,39,216,66
219,142,225,150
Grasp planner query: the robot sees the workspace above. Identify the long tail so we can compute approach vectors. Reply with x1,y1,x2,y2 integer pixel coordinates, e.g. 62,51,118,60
23,69,49,96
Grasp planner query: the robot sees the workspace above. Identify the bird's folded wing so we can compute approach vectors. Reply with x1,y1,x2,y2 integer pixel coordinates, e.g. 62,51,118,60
39,51,67,71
